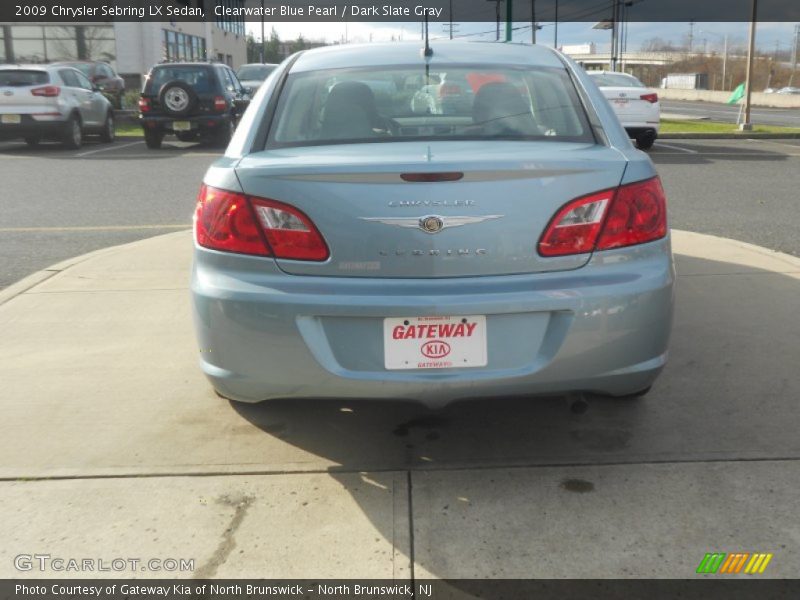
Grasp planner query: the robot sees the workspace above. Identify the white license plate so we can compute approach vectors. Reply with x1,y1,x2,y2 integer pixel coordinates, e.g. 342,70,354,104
613,98,629,106
172,121,191,131
1,114,22,124
383,315,487,370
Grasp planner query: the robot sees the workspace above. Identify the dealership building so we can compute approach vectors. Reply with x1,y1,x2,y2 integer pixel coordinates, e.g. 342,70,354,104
1,1,247,88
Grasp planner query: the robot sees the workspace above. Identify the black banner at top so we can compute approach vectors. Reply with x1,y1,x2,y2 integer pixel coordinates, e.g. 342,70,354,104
1,0,799,24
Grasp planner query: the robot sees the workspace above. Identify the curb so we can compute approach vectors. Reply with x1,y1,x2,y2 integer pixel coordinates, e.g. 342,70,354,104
660,132,800,140
672,230,800,270
0,230,191,308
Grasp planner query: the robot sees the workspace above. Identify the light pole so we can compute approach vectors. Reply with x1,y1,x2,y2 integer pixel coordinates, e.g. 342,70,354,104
790,24,799,86
701,30,728,90
554,0,559,49
505,0,513,42
260,0,265,63
741,0,758,131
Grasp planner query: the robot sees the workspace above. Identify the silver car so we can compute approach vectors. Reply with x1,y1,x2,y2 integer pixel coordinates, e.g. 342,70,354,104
0,64,115,149
191,42,674,408
235,63,278,94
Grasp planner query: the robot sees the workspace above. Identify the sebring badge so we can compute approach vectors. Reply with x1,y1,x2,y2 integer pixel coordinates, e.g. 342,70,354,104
361,214,502,234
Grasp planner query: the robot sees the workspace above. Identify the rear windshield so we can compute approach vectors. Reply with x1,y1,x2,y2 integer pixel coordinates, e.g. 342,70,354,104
267,65,594,148
144,66,216,94
588,73,645,88
0,70,49,87
237,65,274,81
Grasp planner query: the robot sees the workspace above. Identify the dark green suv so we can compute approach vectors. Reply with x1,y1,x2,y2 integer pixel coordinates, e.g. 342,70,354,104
138,62,250,149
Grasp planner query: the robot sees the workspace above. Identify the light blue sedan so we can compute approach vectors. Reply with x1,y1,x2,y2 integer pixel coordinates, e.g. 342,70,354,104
191,42,674,407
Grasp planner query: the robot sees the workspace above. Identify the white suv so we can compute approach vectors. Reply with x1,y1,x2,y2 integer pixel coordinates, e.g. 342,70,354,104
0,64,115,149
588,71,660,150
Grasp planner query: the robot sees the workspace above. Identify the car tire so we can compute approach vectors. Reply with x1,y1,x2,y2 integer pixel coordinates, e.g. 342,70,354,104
636,132,656,150
144,129,164,149
24,136,40,147
62,115,82,149
158,80,197,118
99,112,115,143
215,119,235,147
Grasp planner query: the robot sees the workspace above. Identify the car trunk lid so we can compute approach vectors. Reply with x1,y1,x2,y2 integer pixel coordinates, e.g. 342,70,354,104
234,140,628,278
0,70,55,114
599,86,656,121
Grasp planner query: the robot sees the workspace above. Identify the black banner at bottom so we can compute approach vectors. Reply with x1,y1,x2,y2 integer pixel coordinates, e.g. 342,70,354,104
3,579,800,600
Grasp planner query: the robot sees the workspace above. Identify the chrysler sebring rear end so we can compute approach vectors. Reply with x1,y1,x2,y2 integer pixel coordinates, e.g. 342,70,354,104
191,43,674,407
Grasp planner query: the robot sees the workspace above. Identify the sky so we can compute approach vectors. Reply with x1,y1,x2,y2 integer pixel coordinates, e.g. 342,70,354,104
246,21,799,55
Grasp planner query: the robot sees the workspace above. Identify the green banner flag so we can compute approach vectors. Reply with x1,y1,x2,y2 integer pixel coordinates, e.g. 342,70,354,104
727,83,746,104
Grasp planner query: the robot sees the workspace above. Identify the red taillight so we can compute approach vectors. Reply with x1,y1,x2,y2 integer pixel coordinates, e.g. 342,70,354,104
538,177,667,257
640,93,658,103
537,189,615,256
213,96,227,112
138,97,150,112
30,85,60,97
194,185,329,261
596,177,667,250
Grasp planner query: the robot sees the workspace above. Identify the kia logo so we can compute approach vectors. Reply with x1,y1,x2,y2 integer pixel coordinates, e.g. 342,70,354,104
421,340,451,359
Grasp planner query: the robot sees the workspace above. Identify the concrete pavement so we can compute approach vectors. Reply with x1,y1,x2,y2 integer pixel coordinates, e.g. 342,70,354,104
0,230,798,579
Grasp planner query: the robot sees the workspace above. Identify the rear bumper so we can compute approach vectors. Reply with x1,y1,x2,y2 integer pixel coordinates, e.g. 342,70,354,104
0,115,67,140
191,236,675,407
624,126,660,138
139,113,231,135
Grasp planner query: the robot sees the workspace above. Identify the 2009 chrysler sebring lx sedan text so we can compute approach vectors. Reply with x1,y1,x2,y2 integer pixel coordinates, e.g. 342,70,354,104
191,42,675,407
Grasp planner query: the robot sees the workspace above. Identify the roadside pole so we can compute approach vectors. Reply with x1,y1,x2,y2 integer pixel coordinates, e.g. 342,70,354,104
740,0,758,131
506,0,513,41
260,0,265,63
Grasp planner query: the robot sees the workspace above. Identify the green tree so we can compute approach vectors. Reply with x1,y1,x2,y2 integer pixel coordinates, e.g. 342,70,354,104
264,28,282,63
245,32,259,63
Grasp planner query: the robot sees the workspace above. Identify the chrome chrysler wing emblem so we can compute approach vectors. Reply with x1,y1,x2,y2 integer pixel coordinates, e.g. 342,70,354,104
360,214,503,234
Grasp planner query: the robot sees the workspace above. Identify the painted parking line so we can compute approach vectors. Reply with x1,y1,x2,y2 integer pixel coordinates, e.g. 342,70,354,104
654,142,699,154
75,140,144,158
0,225,190,233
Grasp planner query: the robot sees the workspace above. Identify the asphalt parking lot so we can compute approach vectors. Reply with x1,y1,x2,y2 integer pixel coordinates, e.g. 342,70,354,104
1,136,799,582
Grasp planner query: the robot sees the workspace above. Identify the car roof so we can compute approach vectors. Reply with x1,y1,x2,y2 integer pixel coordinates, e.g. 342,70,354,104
290,41,564,73
154,62,217,67
588,71,638,77
239,63,278,68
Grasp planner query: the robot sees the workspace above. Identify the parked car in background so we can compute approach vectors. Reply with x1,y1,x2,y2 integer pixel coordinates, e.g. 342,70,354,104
588,71,660,150
776,86,800,95
191,42,674,407
0,64,115,149
52,61,125,109
138,62,250,149
235,63,278,94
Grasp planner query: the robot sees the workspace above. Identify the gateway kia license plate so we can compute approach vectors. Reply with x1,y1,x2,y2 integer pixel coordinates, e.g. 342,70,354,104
1,114,22,124
383,315,487,370
172,121,191,131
